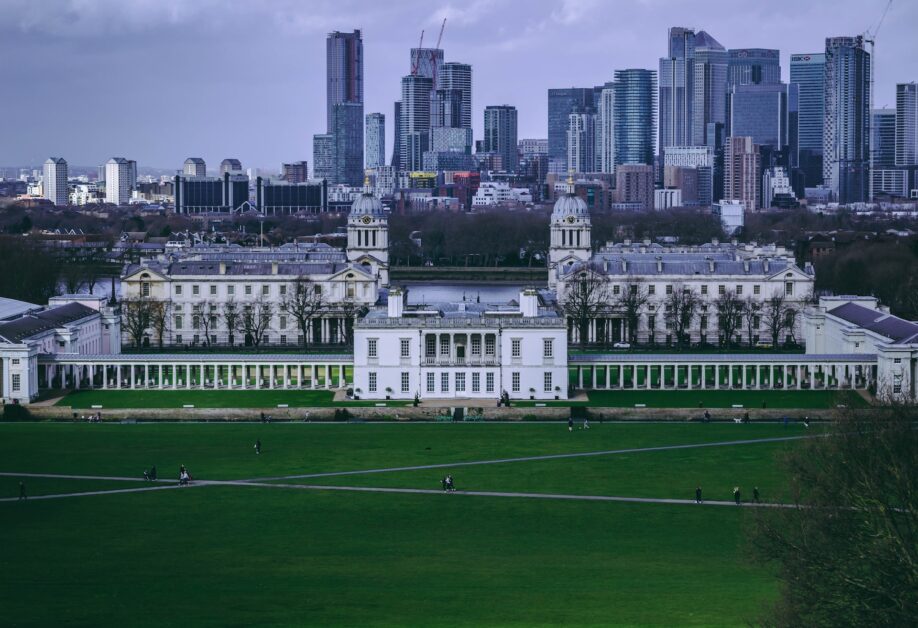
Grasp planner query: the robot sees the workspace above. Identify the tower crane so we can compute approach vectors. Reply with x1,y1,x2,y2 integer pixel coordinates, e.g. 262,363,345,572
864,0,892,201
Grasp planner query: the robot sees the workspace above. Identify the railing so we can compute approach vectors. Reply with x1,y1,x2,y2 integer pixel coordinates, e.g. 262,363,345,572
423,356,499,367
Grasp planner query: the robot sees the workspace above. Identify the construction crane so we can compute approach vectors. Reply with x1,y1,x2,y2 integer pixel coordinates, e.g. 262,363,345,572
435,18,446,50
864,0,892,201
410,30,425,75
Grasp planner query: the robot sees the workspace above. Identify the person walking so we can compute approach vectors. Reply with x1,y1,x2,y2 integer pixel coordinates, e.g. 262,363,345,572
733,487,741,505
695,486,702,503
18,481,27,501
583,418,590,430
703,410,711,423
753,486,760,503
743,411,750,424
150,465,157,481
568,417,574,432
255,439,261,455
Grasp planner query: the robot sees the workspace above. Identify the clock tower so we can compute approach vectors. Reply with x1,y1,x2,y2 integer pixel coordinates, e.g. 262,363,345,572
548,176,592,287
347,180,389,286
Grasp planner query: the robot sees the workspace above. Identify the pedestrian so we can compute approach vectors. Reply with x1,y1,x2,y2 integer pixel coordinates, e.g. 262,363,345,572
150,465,157,481
733,486,741,505
599,413,604,424
803,416,810,428
703,410,711,423
143,469,151,481
753,486,760,503
568,417,573,432
695,486,702,503
441,476,448,491
783,416,789,428
743,411,750,424
255,439,261,455
583,418,590,430
18,481,27,501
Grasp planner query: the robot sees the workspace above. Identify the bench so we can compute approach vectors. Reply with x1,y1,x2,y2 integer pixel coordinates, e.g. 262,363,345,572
464,415,484,422
435,415,453,422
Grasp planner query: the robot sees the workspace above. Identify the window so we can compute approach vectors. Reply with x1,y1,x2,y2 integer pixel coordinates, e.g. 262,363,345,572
210,284,217,296
613,285,621,296
401,372,410,393
175,334,183,344
472,372,480,392
425,336,436,357
511,339,521,358
455,373,466,392
262,285,269,296
543,338,553,358
314,284,322,295
426,372,435,393
400,338,411,358
192,315,200,330
193,334,200,344
192,284,200,296
753,315,761,329
11,358,19,365
893,358,902,364
279,285,287,296
785,282,794,296
279,316,287,330
753,285,760,295
485,336,495,355
141,282,150,297
174,315,183,329
701,285,708,295
368,372,377,393
262,335,269,344
893,383,902,394
471,336,481,355
210,335,216,344
440,336,449,355
648,315,656,329
227,285,234,296
648,285,656,295
512,372,520,393
441,372,449,392
486,372,495,393
543,371,553,392
280,335,287,345
718,285,725,295
367,338,378,359
245,284,252,296
11,373,21,392
700,315,708,329
736,285,743,295
665,285,673,295
175,285,183,295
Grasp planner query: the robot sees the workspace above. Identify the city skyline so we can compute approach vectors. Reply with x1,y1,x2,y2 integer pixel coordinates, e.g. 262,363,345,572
1,0,915,169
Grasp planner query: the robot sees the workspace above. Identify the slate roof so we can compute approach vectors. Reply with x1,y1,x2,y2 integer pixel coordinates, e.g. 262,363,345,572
564,255,802,278
0,303,97,344
828,302,918,344
0,297,41,322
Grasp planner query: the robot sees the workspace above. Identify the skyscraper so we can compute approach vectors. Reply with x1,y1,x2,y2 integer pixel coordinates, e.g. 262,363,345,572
659,26,696,152
896,82,918,167
105,157,134,205
727,49,781,88
183,158,206,177
438,62,472,130
365,113,385,170
724,136,760,210
790,53,826,187
566,109,595,174
614,69,657,166
692,31,727,146
823,36,870,203
401,75,433,171
220,159,242,175
281,161,309,183
326,30,364,185
43,157,68,206
548,88,595,173
871,108,896,168
391,101,402,170
484,105,519,172
727,83,797,155
312,134,334,181
598,83,616,174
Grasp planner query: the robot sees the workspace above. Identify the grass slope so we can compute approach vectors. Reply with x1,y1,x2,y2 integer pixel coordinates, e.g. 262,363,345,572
55,389,411,409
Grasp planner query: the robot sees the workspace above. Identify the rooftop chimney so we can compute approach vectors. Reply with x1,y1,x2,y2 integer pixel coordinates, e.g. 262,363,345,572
387,288,404,318
520,289,539,318
655,255,662,273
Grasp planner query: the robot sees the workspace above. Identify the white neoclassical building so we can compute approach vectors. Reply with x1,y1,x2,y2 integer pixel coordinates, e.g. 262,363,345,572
121,187,390,348
0,295,120,403
352,288,569,401
804,296,918,402
547,185,815,346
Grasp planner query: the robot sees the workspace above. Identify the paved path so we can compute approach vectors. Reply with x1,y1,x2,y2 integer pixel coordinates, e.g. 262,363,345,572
0,483,184,503
0,471,176,483
246,434,811,483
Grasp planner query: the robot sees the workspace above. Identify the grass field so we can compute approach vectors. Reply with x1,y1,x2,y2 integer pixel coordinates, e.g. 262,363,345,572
0,422,802,626
55,389,412,409
582,389,867,409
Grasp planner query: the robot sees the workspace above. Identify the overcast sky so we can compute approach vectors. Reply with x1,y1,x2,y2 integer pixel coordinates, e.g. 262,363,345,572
2,0,914,171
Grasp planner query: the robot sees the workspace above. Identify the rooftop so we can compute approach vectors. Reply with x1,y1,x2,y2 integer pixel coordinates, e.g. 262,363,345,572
828,302,918,344
0,303,97,344
0,297,41,322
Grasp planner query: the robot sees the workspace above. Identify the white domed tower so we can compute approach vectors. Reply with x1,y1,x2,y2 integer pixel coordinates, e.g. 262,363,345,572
347,181,389,286
549,176,592,285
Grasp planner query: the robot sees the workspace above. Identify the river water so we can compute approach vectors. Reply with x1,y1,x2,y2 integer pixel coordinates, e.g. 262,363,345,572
402,282,535,305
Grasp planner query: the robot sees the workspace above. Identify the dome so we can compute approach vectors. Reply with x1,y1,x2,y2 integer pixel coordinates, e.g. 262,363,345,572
350,191,385,218
552,192,589,219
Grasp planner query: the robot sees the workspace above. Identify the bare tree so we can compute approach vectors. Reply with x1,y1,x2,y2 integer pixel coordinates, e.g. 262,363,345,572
743,296,763,348
194,300,221,346
561,265,613,348
764,290,789,347
749,407,918,627
237,296,273,347
336,298,367,346
663,284,699,348
618,276,648,345
222,298,241,346
149,300,170,348
281,276,326,347
715,289,744,347
60,264,85,294
120,297,154,347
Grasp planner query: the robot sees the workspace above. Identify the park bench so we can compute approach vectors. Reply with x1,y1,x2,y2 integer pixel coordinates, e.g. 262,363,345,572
435,415,453,422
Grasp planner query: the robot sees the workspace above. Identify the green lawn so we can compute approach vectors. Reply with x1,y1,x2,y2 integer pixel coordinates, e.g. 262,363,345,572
0,423,794,626
582,389,867,409
55,389,411,409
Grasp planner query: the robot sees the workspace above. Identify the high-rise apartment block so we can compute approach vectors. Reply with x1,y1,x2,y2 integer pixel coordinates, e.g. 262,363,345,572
183,157,206,177
724,136,760,211
823,36,870,204
790,52,826,187
548,88,596,173
365,113,385,170
691,31,727,146
401,75,433,171
484,105,519,173
220,159,242,175
896,82,918,167
104,157,135,205
566,109,595,174
325,30,364,185
659,27,696,151
43,157,68,206
281,161,309,184
727,49,780,88
614,69,657,166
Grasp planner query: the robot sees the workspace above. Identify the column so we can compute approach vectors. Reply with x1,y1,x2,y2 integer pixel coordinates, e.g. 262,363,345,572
701,365,707,389
618,364,624,388
809,366,815,390
741,365,747,390
102,365,108,389
605,365,611,389
284,365,290,389
269,365,275,389
116,365,122,389
632,365,638,389
325,364,332,389
158,365,163,389
687,365,692,390
214,365,219,389
171,364,177,389
186,365,192,389
796,365,803,390
339,364,345,388
578,367,583,389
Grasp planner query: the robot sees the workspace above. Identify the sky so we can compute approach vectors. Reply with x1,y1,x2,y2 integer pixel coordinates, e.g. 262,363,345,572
1,0,915,172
